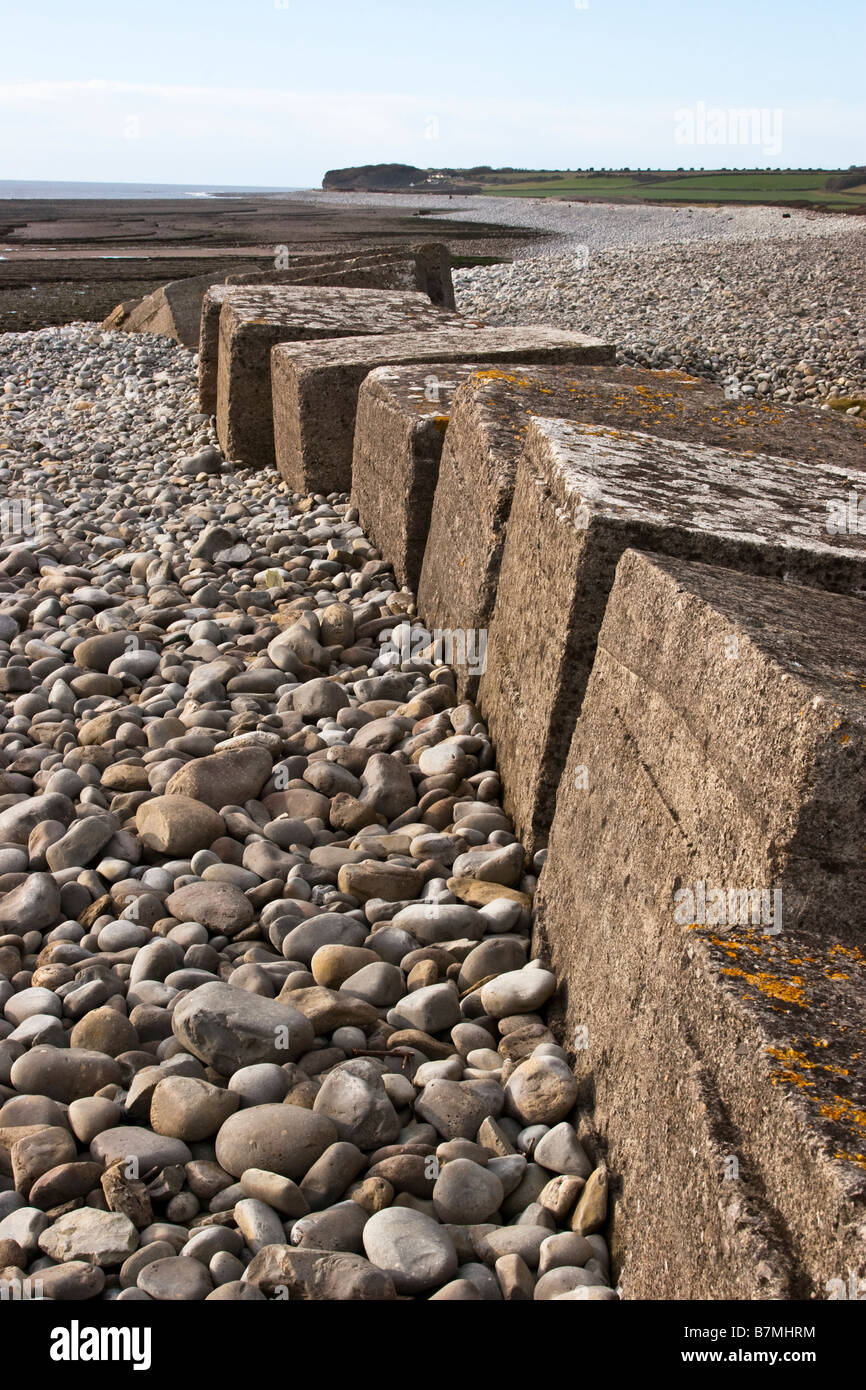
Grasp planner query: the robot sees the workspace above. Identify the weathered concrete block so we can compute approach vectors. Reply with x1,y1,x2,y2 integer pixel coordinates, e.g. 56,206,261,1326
352,364,471,591
535,548,866,1299
416,365,718,702
215,286,450,469
103,266,259,348
272,329,612,497
475,407,866,849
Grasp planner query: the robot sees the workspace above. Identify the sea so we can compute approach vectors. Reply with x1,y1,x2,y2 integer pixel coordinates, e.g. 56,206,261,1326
0,181,309,199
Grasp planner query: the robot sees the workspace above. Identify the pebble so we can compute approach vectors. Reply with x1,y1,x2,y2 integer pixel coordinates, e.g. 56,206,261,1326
362,1207,458,1293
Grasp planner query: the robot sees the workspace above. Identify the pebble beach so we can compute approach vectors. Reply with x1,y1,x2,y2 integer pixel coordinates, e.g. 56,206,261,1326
0,324,606,1302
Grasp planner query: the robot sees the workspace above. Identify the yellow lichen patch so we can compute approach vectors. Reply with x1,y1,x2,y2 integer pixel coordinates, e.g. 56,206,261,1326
832,1150,866,1170
432,416,449,432
470,369,539,390
721,967,807,1006
819,1096,866,1130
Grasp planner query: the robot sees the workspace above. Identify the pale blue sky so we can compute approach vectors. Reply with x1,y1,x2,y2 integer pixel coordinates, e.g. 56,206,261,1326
1,0,863,184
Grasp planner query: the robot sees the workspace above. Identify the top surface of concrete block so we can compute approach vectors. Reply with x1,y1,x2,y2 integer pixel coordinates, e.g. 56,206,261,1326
272,325,612,373
531,418,866,558
219,283,444,334
416,366,722,688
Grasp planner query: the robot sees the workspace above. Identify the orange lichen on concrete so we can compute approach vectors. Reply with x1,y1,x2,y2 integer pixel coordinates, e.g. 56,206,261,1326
721,966,807,1006
818,1095,866,1131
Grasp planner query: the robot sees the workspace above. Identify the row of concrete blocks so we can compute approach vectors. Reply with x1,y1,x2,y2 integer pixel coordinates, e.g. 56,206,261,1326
201,273,866,1297
359,361,866,1300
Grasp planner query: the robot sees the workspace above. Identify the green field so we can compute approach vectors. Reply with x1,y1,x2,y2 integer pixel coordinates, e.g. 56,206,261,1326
476,170,866,210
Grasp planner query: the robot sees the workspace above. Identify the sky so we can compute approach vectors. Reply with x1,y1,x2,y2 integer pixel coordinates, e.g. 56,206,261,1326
0,0,863,185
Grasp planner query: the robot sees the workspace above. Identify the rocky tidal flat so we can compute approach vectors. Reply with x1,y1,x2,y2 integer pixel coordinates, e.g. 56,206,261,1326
0,324,610,1302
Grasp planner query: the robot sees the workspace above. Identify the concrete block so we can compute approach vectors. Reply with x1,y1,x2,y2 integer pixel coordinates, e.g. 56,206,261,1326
535,547,866,1298
352,363,473,591
272,329,613,496
214,286,450,469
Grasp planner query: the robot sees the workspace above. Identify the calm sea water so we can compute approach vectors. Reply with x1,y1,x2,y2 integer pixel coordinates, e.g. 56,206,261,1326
0,181,309,199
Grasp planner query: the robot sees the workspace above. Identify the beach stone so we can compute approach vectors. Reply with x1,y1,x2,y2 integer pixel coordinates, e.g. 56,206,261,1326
0,1206,50,1259
311,944,380,989
571,1166,608,1236
233,1197,286,1253
227,1064,289,1107
359,753,415,820
215,1103,337,1180
480,967,556,1019
45,815,117,871
172,982,314,1073
136,796,225,856
338,860,425,903
91,1127,192,1172
495,1252,535,1300
393,902,484,944
38,1208,138,1267
166,747,272,811
36,1260,106,1300
282,985,378,1034
391,983,460,1035
414,1081,491,1140
362,1206,458,1294
478,1225,551,1269
433,1158,504,1224
533,1122,593,1178
10,1047,122,1104
538,1231,594,1275
164,881,253,936
340,962,405,1008
69,1006,139,1057
313,1059,401,1150
243,1243,397,1300
150,1076,239,1141
535,1265,606,1299
505,1056,579,1126
11,1126,77,1196
0,873,61,932
138,1255,213,1300
280,914,368,967
293,678,350,720
301,1142,368,1209
240,1167,310,1217
206,1280,267,1301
